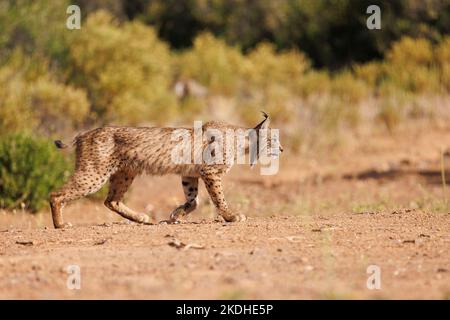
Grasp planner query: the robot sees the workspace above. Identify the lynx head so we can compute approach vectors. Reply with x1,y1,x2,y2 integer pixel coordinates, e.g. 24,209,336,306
249,111,283,166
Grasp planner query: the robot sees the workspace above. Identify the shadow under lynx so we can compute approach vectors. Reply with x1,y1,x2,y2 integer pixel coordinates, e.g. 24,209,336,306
49,113,282,228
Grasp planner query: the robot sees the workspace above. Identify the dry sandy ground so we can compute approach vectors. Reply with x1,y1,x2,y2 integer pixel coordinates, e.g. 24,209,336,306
0,124,449,299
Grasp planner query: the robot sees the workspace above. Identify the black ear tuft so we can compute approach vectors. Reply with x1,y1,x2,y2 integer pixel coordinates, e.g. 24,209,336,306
54,140,68,149
261,110,269,119
254,110,270,130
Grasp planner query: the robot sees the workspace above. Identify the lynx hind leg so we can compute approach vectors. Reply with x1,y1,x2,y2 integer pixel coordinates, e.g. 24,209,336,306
169,177,199,222
104,170,151,224
200,171,246,223
50,170,110,229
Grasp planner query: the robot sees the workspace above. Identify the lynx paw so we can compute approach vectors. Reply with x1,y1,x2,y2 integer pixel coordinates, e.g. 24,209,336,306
55,222,73,229
139,214,151,224
221,211,247,223
169,205,187,222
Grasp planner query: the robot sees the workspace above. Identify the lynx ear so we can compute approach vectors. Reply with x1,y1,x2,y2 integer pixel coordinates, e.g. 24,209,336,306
254,111,270,130
250,111,269,167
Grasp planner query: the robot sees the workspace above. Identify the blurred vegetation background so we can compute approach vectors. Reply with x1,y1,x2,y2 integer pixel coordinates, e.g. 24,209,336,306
0,0,449,211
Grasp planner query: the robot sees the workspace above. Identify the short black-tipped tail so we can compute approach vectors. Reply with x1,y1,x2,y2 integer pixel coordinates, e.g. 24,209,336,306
54,140,68,149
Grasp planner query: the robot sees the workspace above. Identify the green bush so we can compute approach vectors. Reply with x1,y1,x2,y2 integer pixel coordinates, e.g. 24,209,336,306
177,32,247,95
0,133,71,212
384,37,441,93
353,61,386,88
245,42,310,91
0,51,91,136
0,0,72,63
68,11,177,125
295,71,331,98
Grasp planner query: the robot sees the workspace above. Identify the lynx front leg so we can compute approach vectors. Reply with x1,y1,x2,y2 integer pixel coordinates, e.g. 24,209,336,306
170,177,199,222
200,171,246,222
104,170,151,224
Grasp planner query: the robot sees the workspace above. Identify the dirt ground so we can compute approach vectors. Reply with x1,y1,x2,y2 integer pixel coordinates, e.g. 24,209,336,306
1,123,449,299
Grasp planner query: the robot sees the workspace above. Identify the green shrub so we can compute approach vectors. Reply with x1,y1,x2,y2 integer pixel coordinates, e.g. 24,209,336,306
295,71,331,98
330,71,369,104
353,61,386,88
245,42,310,91
232,42,310,125
386,37,434,68
384,37,441,93
177,32,247,95
68,11,177,125
0,51,91,136
0,0,73,63
0,133,71,212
